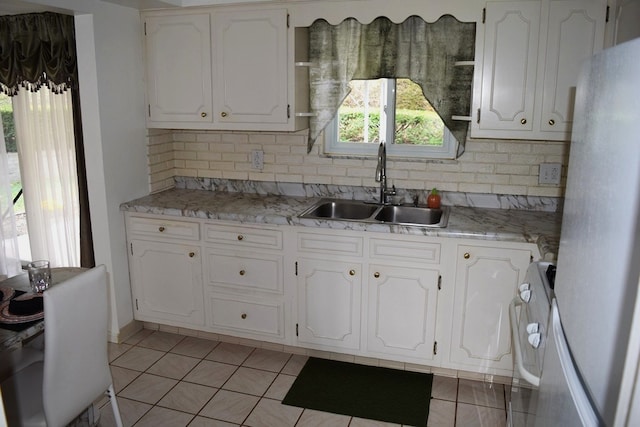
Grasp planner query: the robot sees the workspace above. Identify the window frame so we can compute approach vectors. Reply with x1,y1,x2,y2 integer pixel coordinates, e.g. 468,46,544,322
323,78,458,159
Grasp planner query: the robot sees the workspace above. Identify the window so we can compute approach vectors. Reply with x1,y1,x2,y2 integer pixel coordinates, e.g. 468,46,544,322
324,78,457,159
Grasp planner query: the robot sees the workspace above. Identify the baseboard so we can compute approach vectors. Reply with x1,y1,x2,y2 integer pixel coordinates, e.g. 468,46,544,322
109,319,142,344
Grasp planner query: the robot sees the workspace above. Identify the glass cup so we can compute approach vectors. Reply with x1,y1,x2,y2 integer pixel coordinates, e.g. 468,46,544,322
28,260,51,293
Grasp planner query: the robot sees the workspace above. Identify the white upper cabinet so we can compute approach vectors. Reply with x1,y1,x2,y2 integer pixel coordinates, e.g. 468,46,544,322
472,0,607,140
213,9,288,125
143,7,307,131
144,14,213,124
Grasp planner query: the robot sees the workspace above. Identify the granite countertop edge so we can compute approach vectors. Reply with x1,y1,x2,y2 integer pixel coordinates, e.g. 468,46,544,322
120,188,562,261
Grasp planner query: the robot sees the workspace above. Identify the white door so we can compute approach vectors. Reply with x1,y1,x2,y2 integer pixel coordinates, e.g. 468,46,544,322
477,1,541,133
450,245,532,373
213,9,289,124
130,240,204,325
367,264,439,361
538,0,605,136
145,14,213,123
296,258,362,350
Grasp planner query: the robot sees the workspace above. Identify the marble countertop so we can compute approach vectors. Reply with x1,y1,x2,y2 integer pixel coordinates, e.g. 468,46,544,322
121,188,562,261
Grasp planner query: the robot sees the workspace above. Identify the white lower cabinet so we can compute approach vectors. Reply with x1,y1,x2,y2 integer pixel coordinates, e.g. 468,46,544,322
127,220,205,326
447,242,535,375
126,212,543,376
367,264,440,361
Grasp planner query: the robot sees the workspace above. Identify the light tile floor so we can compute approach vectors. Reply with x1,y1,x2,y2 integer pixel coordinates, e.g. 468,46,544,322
96,330,508,427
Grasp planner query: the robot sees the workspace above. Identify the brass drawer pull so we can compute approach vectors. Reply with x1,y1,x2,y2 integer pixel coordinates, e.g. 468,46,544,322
239,269,246,276
548,119,555,126
374,272,380,278
520,118,527,125
464,252,471,259
201,112,207,118
189,252,195,258
241,313,247,319
237,235,244,241
349,269,355,276
158,226,165,232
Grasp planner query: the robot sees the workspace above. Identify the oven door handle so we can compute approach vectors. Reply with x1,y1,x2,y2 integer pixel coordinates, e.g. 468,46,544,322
509,296,541,387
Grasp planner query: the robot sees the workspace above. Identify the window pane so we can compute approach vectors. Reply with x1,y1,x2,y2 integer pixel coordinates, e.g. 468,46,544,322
337,80,383,144
395,79,444,147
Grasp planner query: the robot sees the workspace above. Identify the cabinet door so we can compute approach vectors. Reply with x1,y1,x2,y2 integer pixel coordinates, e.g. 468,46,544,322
213,9,288,124
367,264,439,361
450,245,532,373
477,1,541,133
130,240,204,325
538,0,605,135
296,258,362,350
144,14,213,123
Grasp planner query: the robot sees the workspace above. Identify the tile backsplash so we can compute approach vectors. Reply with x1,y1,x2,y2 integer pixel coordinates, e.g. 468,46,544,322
147,128,568,211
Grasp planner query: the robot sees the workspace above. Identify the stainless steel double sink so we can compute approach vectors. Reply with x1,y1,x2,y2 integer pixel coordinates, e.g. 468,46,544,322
298,199,449,228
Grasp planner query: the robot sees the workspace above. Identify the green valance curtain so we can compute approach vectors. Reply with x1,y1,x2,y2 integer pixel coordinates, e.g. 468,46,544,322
0,12,78,95
308,15,475,156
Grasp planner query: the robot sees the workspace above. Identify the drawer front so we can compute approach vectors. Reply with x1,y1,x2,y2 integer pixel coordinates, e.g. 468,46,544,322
297,232,363,257
128,216,200,241
207,294,283,338
204,223,282,249
369,237,441,264
205,249,283,294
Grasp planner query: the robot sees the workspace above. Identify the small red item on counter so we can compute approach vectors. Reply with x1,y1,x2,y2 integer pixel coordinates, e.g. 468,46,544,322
427,188,441,209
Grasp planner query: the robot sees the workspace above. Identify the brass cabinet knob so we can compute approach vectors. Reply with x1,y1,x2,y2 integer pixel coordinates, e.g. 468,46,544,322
241,313,247,319
221,112,228,118
239,269,246,276
349,269,356,276
189,252,195,258
464,252,471,259
374,272,380,278
548,119,555,126
158,226,165,232
201,112,207,118
520,118,527,125
237,235,244,241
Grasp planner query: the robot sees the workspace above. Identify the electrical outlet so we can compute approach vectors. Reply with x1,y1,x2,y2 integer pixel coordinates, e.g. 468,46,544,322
539,163,562,185
251,150,264,170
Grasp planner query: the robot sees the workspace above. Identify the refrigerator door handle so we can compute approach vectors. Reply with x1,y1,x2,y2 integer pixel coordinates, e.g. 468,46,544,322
510,297,541,387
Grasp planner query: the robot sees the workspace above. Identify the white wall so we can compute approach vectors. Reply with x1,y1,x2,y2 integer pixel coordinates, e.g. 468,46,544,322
27,0,149,340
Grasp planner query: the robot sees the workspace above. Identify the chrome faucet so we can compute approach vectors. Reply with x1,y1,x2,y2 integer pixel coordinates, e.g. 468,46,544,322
375,142,396,204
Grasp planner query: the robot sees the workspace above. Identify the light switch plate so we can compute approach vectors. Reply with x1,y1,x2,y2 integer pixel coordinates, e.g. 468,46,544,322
539,163,562,185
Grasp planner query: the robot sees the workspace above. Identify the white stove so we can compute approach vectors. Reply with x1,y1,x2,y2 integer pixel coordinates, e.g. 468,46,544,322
508,261,556,426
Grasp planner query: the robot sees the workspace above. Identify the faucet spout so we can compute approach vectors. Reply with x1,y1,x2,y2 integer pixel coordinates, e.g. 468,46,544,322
375,142,386,204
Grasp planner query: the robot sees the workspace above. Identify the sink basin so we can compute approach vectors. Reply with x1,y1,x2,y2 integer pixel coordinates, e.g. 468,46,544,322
298,199,449,228
374,205,448,227
298,200,379,220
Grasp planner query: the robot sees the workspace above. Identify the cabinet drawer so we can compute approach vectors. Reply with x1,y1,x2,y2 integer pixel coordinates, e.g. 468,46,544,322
204,223,282,249
297,232,363,257
369,238,441,264
128,216,200,241
207,294,283,338
204,249,283,294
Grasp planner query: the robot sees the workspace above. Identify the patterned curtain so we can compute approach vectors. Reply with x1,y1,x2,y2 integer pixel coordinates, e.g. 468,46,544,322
308,15,475,156
0,12,94,268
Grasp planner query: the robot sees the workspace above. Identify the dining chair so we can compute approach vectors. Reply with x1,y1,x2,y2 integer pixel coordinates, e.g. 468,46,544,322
0,265,123,427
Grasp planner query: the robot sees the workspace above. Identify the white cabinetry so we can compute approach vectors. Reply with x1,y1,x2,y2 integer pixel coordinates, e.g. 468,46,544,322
295,231,363,351
203,222,287,342
472,0,606,140
126,215,204,326
447,242,534,375
366,237,441,362
143,7,307,131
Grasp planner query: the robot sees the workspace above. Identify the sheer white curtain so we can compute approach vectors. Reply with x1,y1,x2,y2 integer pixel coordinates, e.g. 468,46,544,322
12,87,80,267
0,123,21,279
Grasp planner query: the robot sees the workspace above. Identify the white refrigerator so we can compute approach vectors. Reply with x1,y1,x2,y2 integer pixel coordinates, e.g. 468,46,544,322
534,37,640,426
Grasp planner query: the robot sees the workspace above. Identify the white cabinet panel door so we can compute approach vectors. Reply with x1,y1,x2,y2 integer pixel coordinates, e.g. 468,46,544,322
367,264,439,361
130,239,204,325
145,14,213,123
213,9,289,124
478,1,541,132
296,258,362,350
